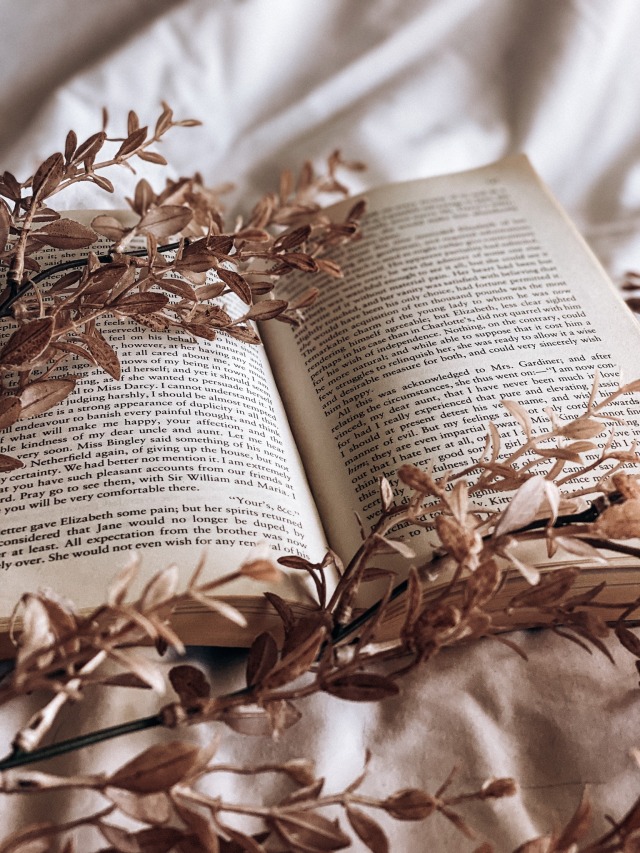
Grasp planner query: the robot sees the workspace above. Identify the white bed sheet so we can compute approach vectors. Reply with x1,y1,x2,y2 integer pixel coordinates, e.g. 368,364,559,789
1,1,640,848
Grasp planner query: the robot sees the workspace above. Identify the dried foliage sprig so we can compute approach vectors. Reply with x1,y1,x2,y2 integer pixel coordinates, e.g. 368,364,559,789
1,110,640,851
0,105,365,472
1,382,640,849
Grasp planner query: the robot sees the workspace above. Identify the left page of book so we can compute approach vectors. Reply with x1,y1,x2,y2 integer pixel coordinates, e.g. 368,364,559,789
0,219,328,633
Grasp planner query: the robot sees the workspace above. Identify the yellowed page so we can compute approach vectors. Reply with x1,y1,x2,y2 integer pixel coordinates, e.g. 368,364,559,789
262,156,640,563
0,228,328,632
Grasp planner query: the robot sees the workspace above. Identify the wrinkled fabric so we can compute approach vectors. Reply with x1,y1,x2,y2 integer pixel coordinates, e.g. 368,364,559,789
1,1,640,848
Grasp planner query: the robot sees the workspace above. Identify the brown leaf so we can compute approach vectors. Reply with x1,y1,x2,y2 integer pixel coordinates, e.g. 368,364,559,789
140,564,179,610
246,631,278,687
220,702,300,737
0,318,54,368
116,127,148,159
615,624,640,658
325,673,399,702
264,623,326,688
558,417,606,440
502,398,533,438
0,396,21,430
72,130,106,164
112,292,169,316
246,299,288,321
19,379,75,419
31,218,97,250
139,205,193,238
90,174,115,193
554,788,592,849
493,476,547,538
346,806,389,853
169,664,211,704
272,811,350,852
104,787,171,825
91,213,128,241
508,568,580,609
77,329,121,380
383,788,436,821
0,454,23,472
0,200,10,250
109,741,201,793
224,325,261,344
138,150,168,165
32,152,64,198
217,268,252,305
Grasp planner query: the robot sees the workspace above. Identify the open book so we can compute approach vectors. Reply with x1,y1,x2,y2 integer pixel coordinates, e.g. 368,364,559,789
2,156,640,648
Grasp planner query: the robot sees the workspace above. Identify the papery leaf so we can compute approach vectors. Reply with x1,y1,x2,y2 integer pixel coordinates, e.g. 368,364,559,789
104,787,171,825
90,174,115,193
558,417,606,439
264,591,296,633
246,631,278,687
0,454,23,472
221,701,301,737
91,214,128,241
615,624,640,658
0,396,21,430
240,558,281,582
140,564,179,610
264,623,326,688
32,152,64,198
509,568,579,609
107,554,140,606
281,778,325,806
379,476,394,511
502,398,533,438
112,292,169,316
19,379,75,419
0,318,54,367
32,218,97,249
274,225,311,251
347,806,389,853
109,741,201,793
502,550,540,585
373,534,415,559
197,282,226,300
98,821,140,853
217,268,252,305
137,150,169,165
16,595,54,665
280,251,318,272
555,788,592,848
138,205,193,238
169,664,211,704
553,536,607,563
272,811,350,852
224,325,262,344
72,130,106,164
172,799,220,852
77,329,121,380
107,648,166,693
0,200,11,249
325,673,399,702
493,476,547,538
382,788,436,821
246,299,288,321
116,127,148,159
190,593,248,627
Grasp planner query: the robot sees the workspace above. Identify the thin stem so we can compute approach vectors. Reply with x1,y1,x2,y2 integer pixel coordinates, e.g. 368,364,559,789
0,713,163,771
0,241,182,318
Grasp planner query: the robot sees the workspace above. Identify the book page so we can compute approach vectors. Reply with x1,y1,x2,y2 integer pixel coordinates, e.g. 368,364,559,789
262,156,640,563
0,237,328,625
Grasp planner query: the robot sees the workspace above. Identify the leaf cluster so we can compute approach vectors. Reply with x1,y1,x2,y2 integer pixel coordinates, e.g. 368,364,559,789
0,107,364,472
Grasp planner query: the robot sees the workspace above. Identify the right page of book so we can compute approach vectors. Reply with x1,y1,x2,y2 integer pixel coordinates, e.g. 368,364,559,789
262,156,640,566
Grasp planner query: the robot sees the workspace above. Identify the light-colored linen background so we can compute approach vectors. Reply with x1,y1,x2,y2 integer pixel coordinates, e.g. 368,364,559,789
1,1,640,849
